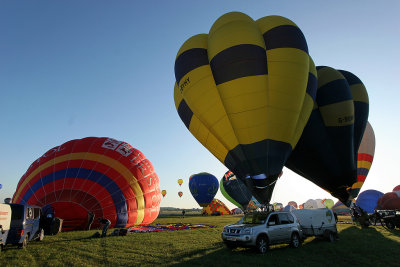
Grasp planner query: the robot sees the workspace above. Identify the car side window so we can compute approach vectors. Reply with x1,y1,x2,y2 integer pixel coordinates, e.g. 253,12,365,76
278,213,290,224
34,208,41,219
287,214,294,223
268,214,279,225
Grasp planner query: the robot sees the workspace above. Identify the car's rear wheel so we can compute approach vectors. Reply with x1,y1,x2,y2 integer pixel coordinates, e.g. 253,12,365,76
290,232,300,248
256,236,269,254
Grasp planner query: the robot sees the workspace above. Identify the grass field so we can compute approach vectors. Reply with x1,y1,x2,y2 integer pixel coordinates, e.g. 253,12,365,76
1,215,399,267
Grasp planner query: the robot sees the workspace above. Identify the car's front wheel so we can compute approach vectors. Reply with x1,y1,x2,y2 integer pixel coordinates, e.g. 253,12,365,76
290,232,300,248
256,236,269,254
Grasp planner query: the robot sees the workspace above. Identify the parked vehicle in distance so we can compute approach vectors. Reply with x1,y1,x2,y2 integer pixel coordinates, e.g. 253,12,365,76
375,210,400,229
0,204,12,251
6,204,44,249
292,208,338,242
221,211,303,253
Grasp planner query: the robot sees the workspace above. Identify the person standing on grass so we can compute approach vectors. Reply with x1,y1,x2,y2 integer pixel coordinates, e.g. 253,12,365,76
182,209,186,218
87,212,95,230
98,217,111,237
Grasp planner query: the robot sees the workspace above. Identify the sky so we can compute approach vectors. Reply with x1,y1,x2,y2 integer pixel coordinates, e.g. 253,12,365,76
0,0,399,210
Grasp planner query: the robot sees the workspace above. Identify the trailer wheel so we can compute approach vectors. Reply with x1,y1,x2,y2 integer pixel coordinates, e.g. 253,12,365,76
386,221,395,230
290,232,300,248
328,232,335,243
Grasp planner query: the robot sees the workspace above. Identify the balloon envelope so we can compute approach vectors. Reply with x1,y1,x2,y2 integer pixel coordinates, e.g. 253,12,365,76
356,189,383,213
189,173,218,207
332,201,351,215
161,190,167,197
178,179,183,186
178,191,183,198
174,12,317,204
393,185,400,192
286,67,369,205
12,137,161,231
220,171,252,209
322,199,334,209
288,201,298,209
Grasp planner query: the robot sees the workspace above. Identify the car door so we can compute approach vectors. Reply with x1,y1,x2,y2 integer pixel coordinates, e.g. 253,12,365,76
267,214,283,243
278,213,293,242
25,207,34,240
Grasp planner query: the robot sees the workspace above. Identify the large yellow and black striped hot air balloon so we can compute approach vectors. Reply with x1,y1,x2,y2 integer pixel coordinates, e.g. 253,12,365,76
174,12,317,204
285,66,369,206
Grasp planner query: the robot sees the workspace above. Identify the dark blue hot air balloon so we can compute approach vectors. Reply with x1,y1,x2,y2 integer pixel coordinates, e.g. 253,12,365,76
189,173,219,207
356,189,383,214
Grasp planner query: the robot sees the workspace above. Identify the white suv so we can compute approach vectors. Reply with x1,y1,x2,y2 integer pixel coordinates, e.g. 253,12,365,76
221,211,303,253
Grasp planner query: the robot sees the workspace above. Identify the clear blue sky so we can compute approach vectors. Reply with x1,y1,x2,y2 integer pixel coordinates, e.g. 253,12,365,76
1,0,399,210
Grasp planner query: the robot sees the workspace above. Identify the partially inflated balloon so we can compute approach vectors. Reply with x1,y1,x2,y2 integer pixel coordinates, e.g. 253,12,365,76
349,122,375,199
356,189,383,213
286,66,369,205
12,137,161,231
322,199,334,209
161,190,167,197
220,171,252,209
288,201,298,208
174,12,317,204
393,185,400,192
189,173,218,207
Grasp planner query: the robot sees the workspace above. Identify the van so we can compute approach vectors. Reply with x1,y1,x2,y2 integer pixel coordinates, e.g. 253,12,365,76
0,204,12,251
6,204,44,248
292,208,338,241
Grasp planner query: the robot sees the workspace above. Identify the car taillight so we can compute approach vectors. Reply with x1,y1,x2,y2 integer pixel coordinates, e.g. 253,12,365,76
16,229,24,235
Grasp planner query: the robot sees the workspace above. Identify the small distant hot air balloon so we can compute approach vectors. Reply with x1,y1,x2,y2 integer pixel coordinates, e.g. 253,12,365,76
178,191,183,198
162,190,167,197
178,179,183,186
288,201,298,209
0,184,2,189
189,173,218,207
322,199,334,209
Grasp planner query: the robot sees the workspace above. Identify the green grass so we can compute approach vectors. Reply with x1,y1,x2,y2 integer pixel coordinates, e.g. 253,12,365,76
1,215,399,266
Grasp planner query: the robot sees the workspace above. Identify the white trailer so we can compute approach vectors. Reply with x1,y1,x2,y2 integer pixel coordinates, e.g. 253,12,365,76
292,208,338,242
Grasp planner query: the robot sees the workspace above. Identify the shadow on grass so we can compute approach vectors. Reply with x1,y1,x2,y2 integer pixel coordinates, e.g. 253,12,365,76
168,226,400,267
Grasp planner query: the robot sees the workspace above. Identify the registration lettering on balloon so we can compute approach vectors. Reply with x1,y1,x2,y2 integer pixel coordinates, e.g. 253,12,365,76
116,143,134,157
102,138,122,150
179,77,190,93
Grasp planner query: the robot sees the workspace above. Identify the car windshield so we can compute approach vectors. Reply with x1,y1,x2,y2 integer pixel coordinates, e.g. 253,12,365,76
242,212,269,224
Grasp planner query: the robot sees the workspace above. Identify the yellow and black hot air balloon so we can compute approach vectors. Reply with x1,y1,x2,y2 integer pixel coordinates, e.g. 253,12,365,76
285,66,369,205
174,12,317,204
